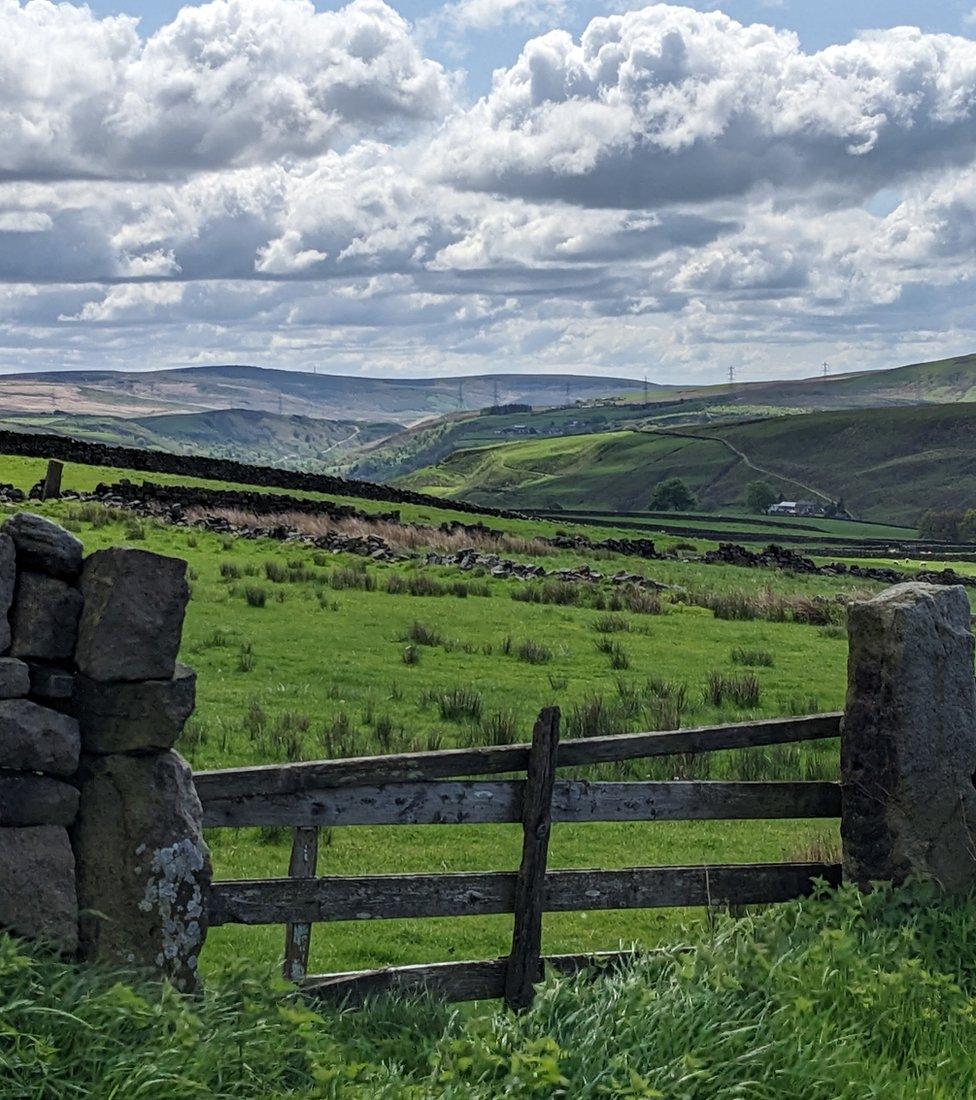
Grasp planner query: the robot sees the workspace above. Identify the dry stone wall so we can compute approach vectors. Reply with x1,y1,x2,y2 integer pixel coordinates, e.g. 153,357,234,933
0,512,210,991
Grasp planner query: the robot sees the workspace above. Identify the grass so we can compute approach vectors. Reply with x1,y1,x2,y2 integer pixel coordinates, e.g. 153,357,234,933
398,402,976,526
10,496,862,977
6,880,976,1097
0,452,926,981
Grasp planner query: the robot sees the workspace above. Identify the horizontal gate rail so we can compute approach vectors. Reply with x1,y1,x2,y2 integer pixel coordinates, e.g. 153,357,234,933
195,712,841,805
302,951,640,1007
210,860,842,927
198,708,845,1007
202,778,840,829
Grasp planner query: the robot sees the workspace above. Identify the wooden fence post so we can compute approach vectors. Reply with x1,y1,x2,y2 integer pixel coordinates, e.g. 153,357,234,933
283,826,319,981
41,460,63,501
504,706,560,1012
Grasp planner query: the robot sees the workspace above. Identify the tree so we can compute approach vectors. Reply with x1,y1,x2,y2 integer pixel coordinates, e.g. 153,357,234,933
745,480,778,514
919,510,963,542
649,477,696,511
959,509,976,543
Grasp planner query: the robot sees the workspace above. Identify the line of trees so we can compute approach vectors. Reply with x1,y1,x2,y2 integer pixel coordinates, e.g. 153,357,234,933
919,509,976,543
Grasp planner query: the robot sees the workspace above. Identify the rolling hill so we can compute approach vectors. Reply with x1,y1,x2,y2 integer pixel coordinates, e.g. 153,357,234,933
398,403,976,524
0,409,399,471
0,365,643,424
657,352,976,410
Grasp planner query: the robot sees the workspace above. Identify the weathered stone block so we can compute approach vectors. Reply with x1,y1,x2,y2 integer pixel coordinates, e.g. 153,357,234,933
0,656,30,698
0,774,79,826
0,698,79,775
75,549,189,682
0,826,77,952
73,750,211,990
74,664,196,753
27,662,74,701
4,513,83,579
842,582,976,892
10,572,83,661
0,531,15,652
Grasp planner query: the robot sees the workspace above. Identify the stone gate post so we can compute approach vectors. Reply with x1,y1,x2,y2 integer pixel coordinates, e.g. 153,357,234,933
842,582,976,891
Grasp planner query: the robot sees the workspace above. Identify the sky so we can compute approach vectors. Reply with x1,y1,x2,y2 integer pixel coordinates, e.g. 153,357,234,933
3,1,976,384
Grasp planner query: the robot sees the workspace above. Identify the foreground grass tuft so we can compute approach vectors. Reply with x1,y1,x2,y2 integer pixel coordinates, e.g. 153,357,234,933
4,882,976,1097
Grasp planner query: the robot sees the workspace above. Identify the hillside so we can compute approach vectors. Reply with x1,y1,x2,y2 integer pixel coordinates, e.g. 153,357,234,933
399,403,976,524
0,408,398,471
0,365,642,423
660,351,976,411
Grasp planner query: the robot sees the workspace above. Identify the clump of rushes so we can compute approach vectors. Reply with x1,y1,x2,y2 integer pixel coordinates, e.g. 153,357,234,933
516,639,552,665
243,585,267,608
406,621,442,647
730,647,774,667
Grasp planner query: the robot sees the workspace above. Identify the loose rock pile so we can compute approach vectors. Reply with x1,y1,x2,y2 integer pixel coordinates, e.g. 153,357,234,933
0,512,209,991
704,542,976,589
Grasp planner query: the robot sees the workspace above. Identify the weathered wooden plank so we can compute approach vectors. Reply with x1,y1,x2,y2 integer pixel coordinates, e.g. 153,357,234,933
505,707,559,1011
202,778,840,828
282,827,318,983
302,951,636,1007
0,774,79,827
209,861,842,926
195,713,841,802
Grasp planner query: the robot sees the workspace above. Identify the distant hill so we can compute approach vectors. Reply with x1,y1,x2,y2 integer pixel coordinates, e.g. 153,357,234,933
0,365,643,424
398,403,976,524
0,408,400,471
664,352,976,411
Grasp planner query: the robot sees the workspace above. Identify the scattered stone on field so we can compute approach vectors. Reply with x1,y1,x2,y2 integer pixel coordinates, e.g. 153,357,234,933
842,583,976,892
0,697,79,775
74,664,196,753
0,826,77,952
0,774,79,826
76,548,189,682
3,512,83,579
73,750,211,990
10,571,83,660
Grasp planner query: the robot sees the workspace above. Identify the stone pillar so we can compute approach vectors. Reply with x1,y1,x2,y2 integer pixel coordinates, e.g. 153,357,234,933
71,547,210,991
0,514,84,952
842,582,976,891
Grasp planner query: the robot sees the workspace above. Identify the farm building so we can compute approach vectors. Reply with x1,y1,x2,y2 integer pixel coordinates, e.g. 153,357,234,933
768,500,824,517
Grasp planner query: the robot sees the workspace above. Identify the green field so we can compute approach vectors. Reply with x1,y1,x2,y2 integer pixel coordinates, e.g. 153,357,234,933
399,403,976,524
0,450,877,981
5,443,976,1096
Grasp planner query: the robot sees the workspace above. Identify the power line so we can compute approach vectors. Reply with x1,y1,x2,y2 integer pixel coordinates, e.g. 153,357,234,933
728,364,736,386
822,360,830,378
